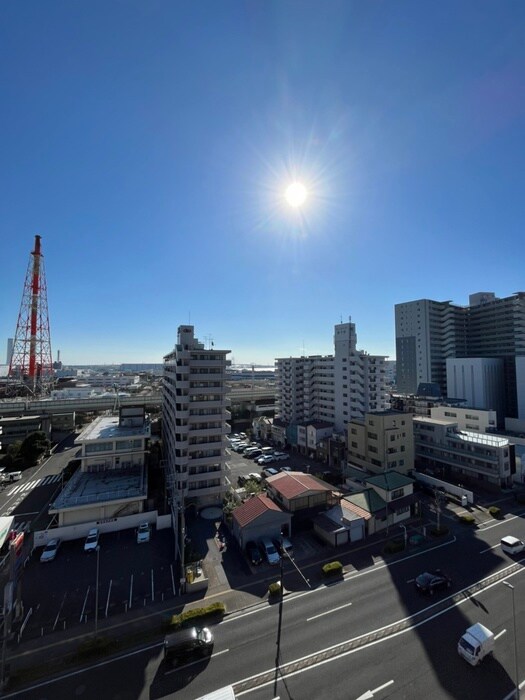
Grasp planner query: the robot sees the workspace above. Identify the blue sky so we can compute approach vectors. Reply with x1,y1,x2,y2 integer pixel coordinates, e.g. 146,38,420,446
1,2,524,366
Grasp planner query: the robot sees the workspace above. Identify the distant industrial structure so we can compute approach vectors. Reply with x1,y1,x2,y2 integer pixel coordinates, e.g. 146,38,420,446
8,235,53,394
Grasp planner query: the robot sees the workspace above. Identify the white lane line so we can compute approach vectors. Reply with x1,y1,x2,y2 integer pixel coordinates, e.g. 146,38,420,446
480,543,500,553
494,629,507,641
307,601,353,622
164,648,230,675
356,680,395,699
79,586,90,622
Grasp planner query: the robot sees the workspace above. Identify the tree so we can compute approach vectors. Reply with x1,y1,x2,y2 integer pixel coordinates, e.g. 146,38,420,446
19,431,50,467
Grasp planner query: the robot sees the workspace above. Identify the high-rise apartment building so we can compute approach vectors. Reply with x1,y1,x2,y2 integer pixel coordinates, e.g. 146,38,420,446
395,292,525,418
275,320,390,435
163,326,231,511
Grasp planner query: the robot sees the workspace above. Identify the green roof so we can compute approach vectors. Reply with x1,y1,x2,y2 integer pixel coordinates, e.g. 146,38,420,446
344,488,385,514
365,470,414,491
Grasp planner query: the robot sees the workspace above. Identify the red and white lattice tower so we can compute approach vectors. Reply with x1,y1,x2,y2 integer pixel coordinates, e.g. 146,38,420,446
8,235,53,391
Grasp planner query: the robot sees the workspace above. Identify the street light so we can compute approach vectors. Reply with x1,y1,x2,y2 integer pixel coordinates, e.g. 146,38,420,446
502,581,519,699
95,545,100,637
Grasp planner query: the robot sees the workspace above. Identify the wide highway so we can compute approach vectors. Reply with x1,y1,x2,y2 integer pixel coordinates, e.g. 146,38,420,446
5,512,525,700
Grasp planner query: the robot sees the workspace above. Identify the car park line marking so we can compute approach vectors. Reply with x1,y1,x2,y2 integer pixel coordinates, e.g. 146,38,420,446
151,568,154,601
105,580,113,618
170,564,176,594
307,601,353,622
480,543,500,553
494,629,507,641
129,574,133,608
53,592,67,631
79,586,90,622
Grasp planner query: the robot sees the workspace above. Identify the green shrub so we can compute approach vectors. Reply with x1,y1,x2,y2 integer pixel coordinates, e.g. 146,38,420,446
166,601,226,630
268,581,282,596
383,539,405,554
76,635,116,659
458,514,475,525
488,506,501,518
322,561,343,577
429,526,449,537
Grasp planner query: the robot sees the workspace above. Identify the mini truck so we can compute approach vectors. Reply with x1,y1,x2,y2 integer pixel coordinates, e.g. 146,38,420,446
457,623,494,665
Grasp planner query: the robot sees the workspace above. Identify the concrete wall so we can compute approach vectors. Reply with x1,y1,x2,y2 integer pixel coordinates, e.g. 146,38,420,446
34,510,165,547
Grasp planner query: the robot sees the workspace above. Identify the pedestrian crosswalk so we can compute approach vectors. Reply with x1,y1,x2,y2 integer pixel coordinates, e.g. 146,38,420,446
7,474,61,496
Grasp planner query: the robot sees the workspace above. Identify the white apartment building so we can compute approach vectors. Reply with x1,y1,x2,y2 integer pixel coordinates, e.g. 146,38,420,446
413,416,514,490
163,326,231,510
275,320,390,438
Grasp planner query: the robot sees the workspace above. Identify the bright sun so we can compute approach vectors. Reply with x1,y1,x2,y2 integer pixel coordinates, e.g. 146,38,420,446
285,182,308,208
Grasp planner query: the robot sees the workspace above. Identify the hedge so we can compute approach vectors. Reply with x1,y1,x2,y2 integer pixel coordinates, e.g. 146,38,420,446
76,635,117,660
429,526,449,537
488,506,501,519
268,581,282,597
166,601,226,630
384,539,405,554
322,561,343,577
458,514,476,525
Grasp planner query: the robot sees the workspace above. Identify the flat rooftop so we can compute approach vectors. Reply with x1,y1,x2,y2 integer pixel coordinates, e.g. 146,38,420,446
76,415,150,442
50,465,147,511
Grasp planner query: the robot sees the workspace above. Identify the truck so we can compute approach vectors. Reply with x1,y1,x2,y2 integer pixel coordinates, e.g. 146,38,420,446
458,623,494,665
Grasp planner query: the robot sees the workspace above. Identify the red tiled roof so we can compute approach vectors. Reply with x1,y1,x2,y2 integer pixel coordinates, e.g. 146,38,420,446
233,494,283,528
266,471,332,500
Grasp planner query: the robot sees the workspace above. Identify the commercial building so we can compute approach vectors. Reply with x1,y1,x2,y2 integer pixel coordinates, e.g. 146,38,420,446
49,405,150,526
429,406,497,433
413,416,514,490
162,326,231,510
347,410,414,476
395,292,525,419
275,320,390,448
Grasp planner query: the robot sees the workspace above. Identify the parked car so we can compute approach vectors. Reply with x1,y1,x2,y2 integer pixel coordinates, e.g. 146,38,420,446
415,570,451,594
40,538,61,563
259,537,280,565
136,522,151,544
279,466,292,472
246,540,262,565
262,467,279,478
248,472,262,483
84,528,99,552
245,449,262,460
164,626,214,664
257,454,276,465
5,471,22,482
273,452,288,462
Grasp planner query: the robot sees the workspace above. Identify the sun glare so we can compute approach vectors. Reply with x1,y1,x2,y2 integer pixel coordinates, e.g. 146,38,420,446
285,182,308,208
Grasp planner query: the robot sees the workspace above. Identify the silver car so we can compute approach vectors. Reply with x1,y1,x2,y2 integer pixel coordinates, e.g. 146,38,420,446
40,539,61,563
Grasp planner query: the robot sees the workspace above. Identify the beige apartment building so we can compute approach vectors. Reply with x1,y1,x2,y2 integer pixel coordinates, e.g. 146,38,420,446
347,410,414,476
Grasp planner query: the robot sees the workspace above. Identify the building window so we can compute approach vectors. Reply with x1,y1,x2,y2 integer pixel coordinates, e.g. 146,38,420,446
391,488,404,499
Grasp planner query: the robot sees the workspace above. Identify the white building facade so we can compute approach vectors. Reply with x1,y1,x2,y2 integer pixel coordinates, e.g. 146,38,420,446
163,326,231,509
446,357,505,418
275,320,390,442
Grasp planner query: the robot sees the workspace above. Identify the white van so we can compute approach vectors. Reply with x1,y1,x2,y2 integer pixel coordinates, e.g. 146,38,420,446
6,471,22,482
458,623,494,665
500,535,525,555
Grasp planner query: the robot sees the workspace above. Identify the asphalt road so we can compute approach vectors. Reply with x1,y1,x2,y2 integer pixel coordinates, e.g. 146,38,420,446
6,512,525,700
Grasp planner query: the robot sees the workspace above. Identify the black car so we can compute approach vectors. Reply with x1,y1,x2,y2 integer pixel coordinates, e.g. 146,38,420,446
246,540,262,565
415,570,452,595
164,626,214,664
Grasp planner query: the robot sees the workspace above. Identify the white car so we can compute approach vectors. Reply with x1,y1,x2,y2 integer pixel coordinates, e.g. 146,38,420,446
84,528,99,552
137,523,151,544
257,454,275,465
40,538,61,563
273,452,288,462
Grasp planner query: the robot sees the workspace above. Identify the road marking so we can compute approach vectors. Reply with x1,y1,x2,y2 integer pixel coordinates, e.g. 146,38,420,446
164,648,230,675
307,601,353,621
494,629,507,640
79,586,90,622
480,543,500,553
356,680,395,699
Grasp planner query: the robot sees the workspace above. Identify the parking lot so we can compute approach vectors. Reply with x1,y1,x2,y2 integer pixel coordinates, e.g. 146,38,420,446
19,525,176,642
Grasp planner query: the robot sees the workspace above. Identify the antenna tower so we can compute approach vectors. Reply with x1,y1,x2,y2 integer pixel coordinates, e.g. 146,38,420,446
9,235,53,393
